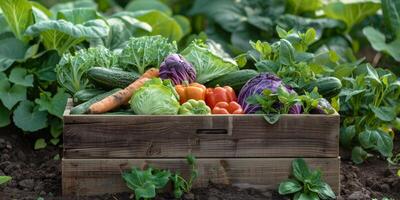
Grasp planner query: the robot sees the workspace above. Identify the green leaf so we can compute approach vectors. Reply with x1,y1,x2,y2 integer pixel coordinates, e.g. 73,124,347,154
13,101,48,132
35,88,69,119
278,179,302,195
173,15,191,36
292,158,310,182
129,10,184,42
9,68,33,87
50,138,60,146
57,8,101,24
0,103,11,127
263,114,281,125
0,0,33,42
234,54,247,68
50,118,63,138
370,106,396,122
25,19,109,55
304,28,317,45
126,0,172,16
363,26,400,61
0,176,12,185
50,0,97,15
279,39,295,65
34,138,47,150
287,0,322,14
0,79,27,109
381,0,400,38
297,192,319,200
0,35,30,71
324,1,381,32
316,182,336,199
352,146,368,164
340,125,356,148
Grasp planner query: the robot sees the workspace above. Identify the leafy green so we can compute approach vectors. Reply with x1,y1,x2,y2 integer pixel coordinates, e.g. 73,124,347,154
170,154,198,198
278,158,336,200
181,40,238,83
0,103,11,127
0,78,27,109
323,1,381,33
119,35,177,74
25,19,109,55
130,78,180,115
0,35,30,71
35,88,69,119
0,0,33,42
57,8,102,24
122,168,171,200
126,0,172,16
13,101,48,132
286,0,322,14
363,26,400,61
34,138,47,150
56,46,118,94
9,68,33,87
0,176,12,185
50,0,97,15
381,0,400,38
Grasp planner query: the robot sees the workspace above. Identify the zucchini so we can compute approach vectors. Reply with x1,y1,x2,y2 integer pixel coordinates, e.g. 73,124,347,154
88,67,140,89
303,77,342,99
205,69,258,92
74,88,105,103
70,88,121,114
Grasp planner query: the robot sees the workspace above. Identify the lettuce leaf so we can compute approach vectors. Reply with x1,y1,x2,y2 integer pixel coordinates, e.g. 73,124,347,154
181,40,238,84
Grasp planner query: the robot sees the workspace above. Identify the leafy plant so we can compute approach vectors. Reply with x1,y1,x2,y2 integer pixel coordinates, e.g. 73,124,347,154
278,158,336,200
170,154,198,198
0,176,12,185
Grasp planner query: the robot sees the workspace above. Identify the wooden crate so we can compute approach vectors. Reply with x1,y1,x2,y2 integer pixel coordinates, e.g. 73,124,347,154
62,100,340,196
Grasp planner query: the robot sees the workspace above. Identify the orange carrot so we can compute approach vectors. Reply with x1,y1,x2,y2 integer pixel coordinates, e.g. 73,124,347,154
87,68,159,114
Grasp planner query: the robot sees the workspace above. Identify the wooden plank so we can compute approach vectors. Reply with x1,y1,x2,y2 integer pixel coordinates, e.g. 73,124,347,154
62,158,340,196
63,114,339,158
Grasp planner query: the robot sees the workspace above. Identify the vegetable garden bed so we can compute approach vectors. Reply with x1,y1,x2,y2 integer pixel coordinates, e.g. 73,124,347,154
62,99,340,196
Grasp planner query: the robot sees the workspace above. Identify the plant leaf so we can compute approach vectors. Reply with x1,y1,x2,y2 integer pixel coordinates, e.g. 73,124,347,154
0,176,12,185
126,0,172,16
0,0,33,42
370,106,396,122
9,68,33,87
0,35,30,71
363,26,400,61
13,101,48,132
35,88,69,119
292,158,310,182
50,0,97,15
351,146,368,164
0,103,11,127
278,179,302,195
0,79,27,109
298,192,319,200
263,114,281,125
279,39,295,65
381,0,400,38
34,138,47,150
57,8,101,24
287,0,322,14
340,125,356,148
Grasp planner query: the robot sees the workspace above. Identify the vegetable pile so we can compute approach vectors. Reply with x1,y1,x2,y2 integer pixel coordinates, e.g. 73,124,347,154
65,33,337,118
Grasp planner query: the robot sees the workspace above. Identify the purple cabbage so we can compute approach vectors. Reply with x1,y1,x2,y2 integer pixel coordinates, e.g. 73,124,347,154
238,73,302,114
159,54,196,85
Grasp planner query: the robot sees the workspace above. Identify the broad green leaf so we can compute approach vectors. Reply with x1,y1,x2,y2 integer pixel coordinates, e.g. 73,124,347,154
50,118,63,138
50,138,60,145
292,158,310,182
129,10,183,42
34,138,47,150
25,19,109,55
323,1,381,33
340,125,356,148
35,88,69,119
0,0,33,42
0,35,30,71
359,129,377,149
363,26,400,61
297,192,319,200
352,146,368,164
358,129,393,157
57,8,101,24
33,51,60,81
0,103,11,127
173,15,191,36
9,68,33,87
339,89,365,102
50,0,97,15
0,79,27,109
0,14,10,34
0,176,12,185
381,0,400,38
30,2,51,22
126,0,172,16
278,179,302,195
13,101,48,132
287,0,322,14
365,64,381,84
370,106,396,122
279,39,295,65
316,182,336,199
263,114,280,125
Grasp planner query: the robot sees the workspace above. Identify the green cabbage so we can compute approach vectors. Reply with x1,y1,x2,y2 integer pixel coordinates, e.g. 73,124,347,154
181,40,238,84
130,78,180,115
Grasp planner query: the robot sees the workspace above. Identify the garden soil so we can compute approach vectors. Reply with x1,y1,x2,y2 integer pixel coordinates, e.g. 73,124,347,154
0,126,399,200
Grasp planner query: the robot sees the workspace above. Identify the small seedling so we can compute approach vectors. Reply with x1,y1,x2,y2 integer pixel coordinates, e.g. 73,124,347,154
0,176,12,185
278,158,336,200
170,154,199,198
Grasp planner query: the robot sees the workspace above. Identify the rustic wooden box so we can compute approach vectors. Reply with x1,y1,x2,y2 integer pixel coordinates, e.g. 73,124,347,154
62,100,340,196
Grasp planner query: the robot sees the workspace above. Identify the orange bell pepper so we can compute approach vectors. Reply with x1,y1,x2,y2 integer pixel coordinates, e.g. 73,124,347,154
175,82,206,104
212,101,243,114
205,86,237,109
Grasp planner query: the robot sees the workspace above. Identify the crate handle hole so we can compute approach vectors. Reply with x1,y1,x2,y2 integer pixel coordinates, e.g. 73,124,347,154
196,129,228,135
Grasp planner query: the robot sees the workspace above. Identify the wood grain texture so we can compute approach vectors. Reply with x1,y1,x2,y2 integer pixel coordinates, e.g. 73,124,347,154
62,158,340,196
63,114,339,158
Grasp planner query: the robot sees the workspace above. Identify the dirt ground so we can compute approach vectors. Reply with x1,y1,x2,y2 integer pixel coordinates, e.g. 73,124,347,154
0,126,399,200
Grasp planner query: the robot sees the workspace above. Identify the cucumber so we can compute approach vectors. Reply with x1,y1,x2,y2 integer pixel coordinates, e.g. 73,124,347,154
74,88,105,103
88,67,140,89
303,77,342,99
70,88,121,114
205,69,258,92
